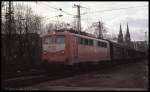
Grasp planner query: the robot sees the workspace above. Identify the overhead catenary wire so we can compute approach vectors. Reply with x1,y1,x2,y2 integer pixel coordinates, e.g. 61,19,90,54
34,3,147,23
41,2,74,16
36,3,57,14
81,5,148,15
35,2,74,23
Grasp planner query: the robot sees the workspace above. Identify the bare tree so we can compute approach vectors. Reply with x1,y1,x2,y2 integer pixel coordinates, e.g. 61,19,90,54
2,3,43,74
14,4,42,34
89,21,107,38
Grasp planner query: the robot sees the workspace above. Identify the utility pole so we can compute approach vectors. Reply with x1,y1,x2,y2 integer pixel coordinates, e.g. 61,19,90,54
98,21,103,39
73,15,77,30
73,4,82,32
55,15,63,31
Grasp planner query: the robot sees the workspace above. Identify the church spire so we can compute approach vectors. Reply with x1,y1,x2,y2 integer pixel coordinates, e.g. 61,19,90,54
125,23,131,42
118,23,123,43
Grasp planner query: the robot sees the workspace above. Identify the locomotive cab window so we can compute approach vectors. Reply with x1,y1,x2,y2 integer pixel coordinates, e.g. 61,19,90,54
56,36,65,44
43,36,53,44
43,35,65,52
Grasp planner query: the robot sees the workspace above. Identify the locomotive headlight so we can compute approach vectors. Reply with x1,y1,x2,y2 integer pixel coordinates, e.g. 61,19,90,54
61,51,64,53
43,50,47,54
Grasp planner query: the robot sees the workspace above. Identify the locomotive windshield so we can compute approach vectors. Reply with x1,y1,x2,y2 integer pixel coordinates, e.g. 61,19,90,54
43,35,65,44
43,35,65,52
56,36,65,44
44,36,53,44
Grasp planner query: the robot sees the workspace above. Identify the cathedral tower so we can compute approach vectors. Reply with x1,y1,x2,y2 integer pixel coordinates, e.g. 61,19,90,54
118,23,124,43
125,23,131,43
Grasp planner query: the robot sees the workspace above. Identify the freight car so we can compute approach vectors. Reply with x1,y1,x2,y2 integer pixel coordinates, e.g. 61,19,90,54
42,30,144,70
108,41,144,63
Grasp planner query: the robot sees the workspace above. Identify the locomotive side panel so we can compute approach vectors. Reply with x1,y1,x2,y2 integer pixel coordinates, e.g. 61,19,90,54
96,41,111,61
77,45,95,62
76,36,111,63
66,35,78,65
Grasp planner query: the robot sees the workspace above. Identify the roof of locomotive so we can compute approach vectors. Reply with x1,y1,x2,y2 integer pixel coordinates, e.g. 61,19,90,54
45,29,109,43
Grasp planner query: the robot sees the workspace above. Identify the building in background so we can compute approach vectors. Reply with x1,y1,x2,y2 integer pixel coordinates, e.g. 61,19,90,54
124,23,134,48
132,41,148,53
117,23,148,53
117,24,124,45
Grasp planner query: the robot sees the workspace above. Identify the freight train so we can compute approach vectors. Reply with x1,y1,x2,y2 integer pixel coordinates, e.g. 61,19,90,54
42,30,144,70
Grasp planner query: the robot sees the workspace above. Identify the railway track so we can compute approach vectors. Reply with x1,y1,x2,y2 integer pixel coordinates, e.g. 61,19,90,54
2,59,144,90
2,69,81,89
27,59,148,91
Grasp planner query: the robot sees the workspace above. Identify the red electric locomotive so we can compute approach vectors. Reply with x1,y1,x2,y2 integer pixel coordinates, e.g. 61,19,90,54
42,31,111,66
42,30,144,71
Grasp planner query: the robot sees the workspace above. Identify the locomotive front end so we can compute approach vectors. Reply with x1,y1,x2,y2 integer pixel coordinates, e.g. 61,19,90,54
42,34,67,65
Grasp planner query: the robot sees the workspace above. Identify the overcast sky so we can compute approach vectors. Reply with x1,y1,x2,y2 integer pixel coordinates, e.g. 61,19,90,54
14,1,148,41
